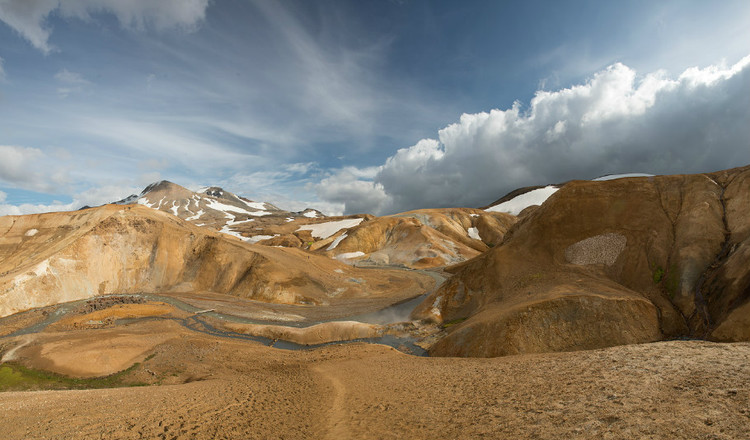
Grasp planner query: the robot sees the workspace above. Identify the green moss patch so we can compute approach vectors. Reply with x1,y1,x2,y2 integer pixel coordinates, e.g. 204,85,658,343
0,362,149,392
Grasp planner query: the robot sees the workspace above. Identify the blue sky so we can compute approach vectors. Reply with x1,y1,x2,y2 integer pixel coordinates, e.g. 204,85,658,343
1,0,749,216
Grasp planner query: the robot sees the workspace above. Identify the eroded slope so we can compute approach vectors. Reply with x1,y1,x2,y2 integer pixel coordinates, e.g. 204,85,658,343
0,204,431,317
417,165,750,357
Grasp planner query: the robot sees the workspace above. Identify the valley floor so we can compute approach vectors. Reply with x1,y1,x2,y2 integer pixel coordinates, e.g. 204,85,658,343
1,331,748,439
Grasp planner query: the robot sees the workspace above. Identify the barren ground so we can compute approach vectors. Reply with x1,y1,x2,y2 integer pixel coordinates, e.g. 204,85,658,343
1,316,748,439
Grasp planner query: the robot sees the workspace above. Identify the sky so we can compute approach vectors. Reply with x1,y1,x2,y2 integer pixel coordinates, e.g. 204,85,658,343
0,0,749,216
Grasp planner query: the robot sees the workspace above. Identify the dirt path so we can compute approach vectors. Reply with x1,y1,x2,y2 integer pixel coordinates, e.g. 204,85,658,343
1,326,749,439
312,364,351,439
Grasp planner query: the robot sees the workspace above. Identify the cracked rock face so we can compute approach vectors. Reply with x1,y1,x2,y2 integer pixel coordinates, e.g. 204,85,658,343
419,165,750,357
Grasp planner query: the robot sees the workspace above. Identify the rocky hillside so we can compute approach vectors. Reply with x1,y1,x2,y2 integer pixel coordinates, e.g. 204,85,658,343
318,208,516,268
0,204,430,317
116,181,320,242
417,165,750,357
115,181,517,269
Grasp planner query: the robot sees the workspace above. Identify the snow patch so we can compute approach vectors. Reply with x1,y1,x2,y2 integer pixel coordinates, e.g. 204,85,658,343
206,199,270,218
285,217,295,222
185,209,204,221
303,210,319,218
137,197,157,209
219,225,250,241
24,229,38,237
326,233,348,251
593,173,654,181
468,227,481,240
297,218,364,239
486,186,559,215
246,234,278,243
243,200,268,210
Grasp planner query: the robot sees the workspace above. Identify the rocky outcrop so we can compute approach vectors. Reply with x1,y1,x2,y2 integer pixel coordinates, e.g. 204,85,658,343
0,205,430,317
418,165,750,357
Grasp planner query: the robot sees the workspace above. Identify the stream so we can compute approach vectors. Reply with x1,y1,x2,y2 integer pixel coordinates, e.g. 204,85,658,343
0,268,446,357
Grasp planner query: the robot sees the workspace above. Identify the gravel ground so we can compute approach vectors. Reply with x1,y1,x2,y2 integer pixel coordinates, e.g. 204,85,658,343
1,331,748,439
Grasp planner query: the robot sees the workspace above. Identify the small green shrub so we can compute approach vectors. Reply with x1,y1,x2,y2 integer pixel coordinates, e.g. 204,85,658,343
653,267,665,284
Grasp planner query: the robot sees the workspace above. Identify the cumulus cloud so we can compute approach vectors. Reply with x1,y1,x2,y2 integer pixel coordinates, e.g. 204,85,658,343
0,0,209,53
0,145,75,195
0,145,45,187
317,56,750,215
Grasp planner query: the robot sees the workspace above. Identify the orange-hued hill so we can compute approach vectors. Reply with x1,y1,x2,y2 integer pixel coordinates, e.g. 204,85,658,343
113,180,517,269
416,165,750,357
2,166,750,439
0,204,430,317
319,208,516,268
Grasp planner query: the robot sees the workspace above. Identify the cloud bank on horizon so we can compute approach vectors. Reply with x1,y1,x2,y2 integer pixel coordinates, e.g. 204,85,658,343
317,56,750,215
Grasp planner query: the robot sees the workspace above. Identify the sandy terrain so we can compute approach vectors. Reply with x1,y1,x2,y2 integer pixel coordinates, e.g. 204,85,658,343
0,316,748,439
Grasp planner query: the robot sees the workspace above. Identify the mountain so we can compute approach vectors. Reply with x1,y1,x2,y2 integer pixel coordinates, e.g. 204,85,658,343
317,208,516,268
481,173,654,216
0,204,431,317
416,165,750,357
115,181,517,269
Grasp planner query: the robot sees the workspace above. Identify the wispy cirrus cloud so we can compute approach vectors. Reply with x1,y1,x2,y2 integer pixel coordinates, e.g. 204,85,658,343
0,0,209,53
54,68,90,97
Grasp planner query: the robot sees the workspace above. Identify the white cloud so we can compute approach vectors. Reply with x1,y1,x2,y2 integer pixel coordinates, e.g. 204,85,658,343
0,0,209,53
0,56,5,80
55,68,89,84
0,190,6,202
0,183,140,216
316,170,388,215
0,145,46,188
317,55,750,215
55,68,90,97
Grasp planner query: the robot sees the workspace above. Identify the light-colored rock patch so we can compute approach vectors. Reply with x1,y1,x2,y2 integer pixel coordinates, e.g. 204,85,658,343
565,233,627,266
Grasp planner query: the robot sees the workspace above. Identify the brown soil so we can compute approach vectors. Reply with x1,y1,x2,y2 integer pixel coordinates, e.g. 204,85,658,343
0,319,748,439
49,302,179,330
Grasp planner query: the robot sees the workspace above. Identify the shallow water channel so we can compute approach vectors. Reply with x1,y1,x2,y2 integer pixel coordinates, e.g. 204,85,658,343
1,269,445,357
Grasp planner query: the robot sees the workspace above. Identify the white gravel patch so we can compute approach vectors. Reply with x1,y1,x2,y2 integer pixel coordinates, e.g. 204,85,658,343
565,233,627,266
